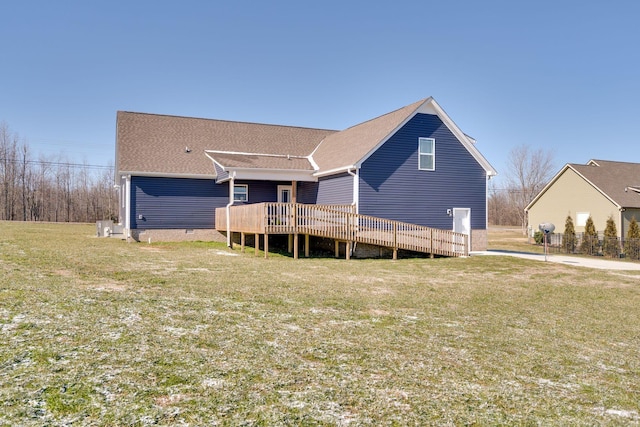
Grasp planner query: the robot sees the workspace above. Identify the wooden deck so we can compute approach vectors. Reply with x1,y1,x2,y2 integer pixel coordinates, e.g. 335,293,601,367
215,203,468,259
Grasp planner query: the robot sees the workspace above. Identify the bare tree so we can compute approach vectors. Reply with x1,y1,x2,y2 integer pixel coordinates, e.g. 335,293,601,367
505,145,556,233
0,120,119,224
488,183,520,226
0,122,19,220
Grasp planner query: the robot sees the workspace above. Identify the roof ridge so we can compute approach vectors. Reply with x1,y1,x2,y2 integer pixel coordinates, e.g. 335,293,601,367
117,110,338,133
587,159,640,166
338,98,427,131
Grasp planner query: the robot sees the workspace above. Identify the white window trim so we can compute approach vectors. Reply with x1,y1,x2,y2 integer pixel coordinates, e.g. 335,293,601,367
277,185,292,203
233,184,248,202
418,137,435,171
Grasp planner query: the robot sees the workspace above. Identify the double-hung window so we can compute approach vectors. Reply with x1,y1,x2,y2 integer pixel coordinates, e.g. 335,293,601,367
418,137,435,171
233,184,248,202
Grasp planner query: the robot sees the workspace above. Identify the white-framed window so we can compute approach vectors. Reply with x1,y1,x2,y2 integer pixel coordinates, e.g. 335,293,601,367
418,137,435,171
233,184,248,202
576,212,590,227
278,185,292,203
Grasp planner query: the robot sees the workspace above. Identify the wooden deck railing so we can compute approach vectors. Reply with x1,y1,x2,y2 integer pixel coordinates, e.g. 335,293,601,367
215,203,468,257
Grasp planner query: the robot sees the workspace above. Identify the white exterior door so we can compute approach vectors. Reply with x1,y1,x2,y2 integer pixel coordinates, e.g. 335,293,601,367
453,208,471,251
276,185,293,226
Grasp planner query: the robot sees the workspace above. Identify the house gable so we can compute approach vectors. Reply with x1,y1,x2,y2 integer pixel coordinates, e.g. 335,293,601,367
311,97,497,178
359,113,487,229
526,167,620,235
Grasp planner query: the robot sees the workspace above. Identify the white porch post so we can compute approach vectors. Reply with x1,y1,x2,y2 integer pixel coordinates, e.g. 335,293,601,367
226,174,235,248
348,168,359,213
124,175,131,239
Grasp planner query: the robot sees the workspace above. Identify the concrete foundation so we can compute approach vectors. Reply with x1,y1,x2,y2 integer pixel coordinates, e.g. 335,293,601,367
471,229,488,252
128,229,227,243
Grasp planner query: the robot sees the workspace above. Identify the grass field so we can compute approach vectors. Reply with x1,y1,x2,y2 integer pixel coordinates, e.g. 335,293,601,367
1,222,639,426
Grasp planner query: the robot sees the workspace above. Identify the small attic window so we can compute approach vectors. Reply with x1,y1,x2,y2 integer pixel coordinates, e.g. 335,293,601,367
418,137,435,171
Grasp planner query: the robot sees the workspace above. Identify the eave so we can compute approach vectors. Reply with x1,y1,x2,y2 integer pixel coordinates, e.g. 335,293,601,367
214,167,318,183
118,170,217,180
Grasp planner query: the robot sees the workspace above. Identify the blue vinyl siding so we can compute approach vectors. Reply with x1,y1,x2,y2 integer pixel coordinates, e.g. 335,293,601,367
359,113,487,230
131,176,227,229
316,173,353,205
297,182,319,204
131,178,296,229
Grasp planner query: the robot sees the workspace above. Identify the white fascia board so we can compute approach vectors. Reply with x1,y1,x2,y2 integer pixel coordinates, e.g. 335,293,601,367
307,155,320,171
118,170,217,180
351,97,497,177
313,165,357,178
229,168,317,182
424,98,498,177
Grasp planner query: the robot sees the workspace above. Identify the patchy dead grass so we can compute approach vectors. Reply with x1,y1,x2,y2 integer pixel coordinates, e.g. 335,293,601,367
0,221,639,425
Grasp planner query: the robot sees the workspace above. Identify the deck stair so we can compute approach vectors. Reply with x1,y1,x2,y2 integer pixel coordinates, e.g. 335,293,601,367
215,203,468,259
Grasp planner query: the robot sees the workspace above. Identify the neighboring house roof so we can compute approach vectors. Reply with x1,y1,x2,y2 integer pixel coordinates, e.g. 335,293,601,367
526,159,640,211
116,97,497,180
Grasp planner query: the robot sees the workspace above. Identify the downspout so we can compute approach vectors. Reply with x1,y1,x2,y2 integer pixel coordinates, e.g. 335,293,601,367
347,168,359,213
226,171,236,248
347,168,359,255
486,173,490,230
620,207,626,252
124,175,131,241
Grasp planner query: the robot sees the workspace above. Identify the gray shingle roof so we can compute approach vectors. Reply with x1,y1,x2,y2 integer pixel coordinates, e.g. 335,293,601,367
206,152,314,171
116,98,496,179
570,159,640,208
311,99,427,172
116,112,335,176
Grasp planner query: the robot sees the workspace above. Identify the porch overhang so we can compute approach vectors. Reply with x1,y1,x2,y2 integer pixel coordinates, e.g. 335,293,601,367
214,167,317,183
206,150,318,183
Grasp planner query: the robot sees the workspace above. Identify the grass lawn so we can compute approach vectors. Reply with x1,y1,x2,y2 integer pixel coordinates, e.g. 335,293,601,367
1,222,639,426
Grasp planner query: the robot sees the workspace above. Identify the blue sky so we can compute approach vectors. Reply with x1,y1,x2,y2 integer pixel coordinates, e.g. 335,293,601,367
2,1,640,187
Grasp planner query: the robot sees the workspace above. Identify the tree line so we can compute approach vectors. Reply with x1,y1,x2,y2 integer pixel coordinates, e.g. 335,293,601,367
0,122,118,223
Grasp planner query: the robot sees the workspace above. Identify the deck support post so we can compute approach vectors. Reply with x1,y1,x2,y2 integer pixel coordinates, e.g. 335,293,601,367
294,233,299,260
346,241,351,260
255,233,259,256
264,234,269,259
464,234,469,257
305,234,310,258
288,234,293,253
241,232,245,253
393,248,398,260
335,240,340,258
